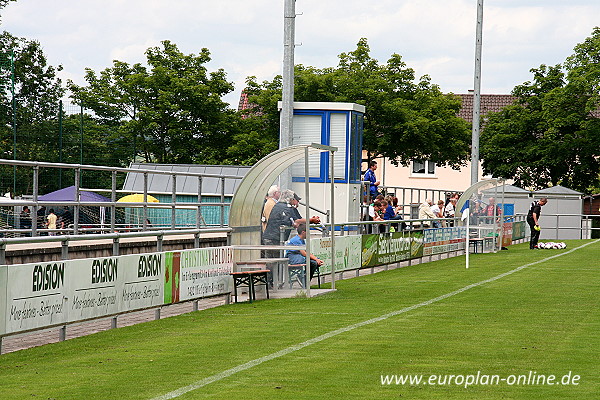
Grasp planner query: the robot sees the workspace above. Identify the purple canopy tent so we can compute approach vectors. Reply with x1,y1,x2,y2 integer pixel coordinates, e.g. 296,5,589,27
38,186,111,202
38,186,111,229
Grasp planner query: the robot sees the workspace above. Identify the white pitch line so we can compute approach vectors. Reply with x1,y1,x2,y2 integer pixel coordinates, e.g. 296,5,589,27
151,239,599,400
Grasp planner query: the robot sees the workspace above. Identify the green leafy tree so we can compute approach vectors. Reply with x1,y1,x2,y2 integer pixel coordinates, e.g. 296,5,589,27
69,40,237,164
244,38,471,168
0,32,65,194
481,28,600,192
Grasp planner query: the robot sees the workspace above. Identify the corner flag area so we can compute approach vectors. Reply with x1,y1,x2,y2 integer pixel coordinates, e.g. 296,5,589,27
1,240,598,399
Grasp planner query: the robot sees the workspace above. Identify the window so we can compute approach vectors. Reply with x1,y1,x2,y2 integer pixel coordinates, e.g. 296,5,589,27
411,160,436,177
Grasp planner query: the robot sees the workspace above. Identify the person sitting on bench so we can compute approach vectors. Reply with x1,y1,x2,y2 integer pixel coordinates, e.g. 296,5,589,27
285,223,324,281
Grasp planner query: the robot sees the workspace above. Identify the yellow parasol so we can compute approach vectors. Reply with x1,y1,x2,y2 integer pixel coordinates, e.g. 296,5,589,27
117,194,160,203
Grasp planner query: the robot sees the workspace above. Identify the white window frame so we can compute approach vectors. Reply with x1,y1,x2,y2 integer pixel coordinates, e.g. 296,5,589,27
410,160,436,178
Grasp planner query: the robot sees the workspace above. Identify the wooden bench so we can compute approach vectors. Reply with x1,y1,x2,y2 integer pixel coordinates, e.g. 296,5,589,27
469,238,484,253
235,258,289,289
288,264,321,289
230,270,270,303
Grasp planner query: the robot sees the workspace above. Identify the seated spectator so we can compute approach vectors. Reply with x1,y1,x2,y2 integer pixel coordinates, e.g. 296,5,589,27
383,199,406,231
365,195,385,233
418,199,435,227
431,199,445,228
285,223,324,282
444,197,457,226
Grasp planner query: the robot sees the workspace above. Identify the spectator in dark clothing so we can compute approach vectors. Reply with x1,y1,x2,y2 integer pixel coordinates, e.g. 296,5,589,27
59,206,73,230
262,190,320,258
20,206,32,236
37,206,47,229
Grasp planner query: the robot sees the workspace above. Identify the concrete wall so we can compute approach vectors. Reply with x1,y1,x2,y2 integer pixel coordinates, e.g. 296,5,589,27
3,236,227,265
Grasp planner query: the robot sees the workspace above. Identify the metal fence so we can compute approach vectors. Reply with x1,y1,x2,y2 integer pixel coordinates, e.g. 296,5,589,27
0,159,242,239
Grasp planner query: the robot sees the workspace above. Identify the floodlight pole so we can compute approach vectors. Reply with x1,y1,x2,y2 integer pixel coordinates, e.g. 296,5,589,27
471,0,484,186
280,0,296,190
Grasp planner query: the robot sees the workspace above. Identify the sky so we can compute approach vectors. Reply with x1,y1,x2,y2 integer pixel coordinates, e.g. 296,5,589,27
1,0,599,108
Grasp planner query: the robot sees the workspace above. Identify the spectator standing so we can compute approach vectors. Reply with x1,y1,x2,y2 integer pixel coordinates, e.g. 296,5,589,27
263,190,320,258
46,209,57,236
37,205,47,229
364,161,380,200
59,206,73,231
20,206,32,236
261,185,280,232
483,197,502,223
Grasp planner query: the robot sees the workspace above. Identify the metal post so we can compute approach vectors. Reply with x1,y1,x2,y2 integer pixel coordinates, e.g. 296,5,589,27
330,150,336,290
280,0,296,189
73,168,80,234
61,239,69,260
112,238,120,256
304,146,311,296
0,243,6,265
32,166,39,237
79,101,84,165
471,0,484,185
111,171,117,233
11,51,16,196
157,234,163,252
220,177,225,227
58,100,63,188
171,174,177,229
143,172,148,230
197,176,203,228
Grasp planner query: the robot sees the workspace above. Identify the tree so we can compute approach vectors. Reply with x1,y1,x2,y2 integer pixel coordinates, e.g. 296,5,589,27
480,28,600,193
244,38,471,168
0,32,65,194
69,40,237,164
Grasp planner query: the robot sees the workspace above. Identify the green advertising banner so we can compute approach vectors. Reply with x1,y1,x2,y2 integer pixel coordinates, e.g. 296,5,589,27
310,235,362,274
361,231,424,268
512,221,526,240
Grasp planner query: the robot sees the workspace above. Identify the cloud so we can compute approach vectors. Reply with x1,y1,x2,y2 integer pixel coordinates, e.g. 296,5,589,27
2,0,599,107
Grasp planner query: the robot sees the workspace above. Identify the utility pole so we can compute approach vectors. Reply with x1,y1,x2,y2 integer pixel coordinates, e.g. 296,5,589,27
280,0,296,189
471,0,484,185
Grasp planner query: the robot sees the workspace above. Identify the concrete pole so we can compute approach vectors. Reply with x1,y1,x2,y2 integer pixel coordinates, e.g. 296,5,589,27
471,0,484,185
280,0,296,189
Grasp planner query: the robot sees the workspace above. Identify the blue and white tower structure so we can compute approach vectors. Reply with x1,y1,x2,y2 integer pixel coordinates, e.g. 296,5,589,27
278,101,365,224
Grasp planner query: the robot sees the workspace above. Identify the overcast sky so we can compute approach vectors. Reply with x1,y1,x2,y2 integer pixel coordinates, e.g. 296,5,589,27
2,0,599,108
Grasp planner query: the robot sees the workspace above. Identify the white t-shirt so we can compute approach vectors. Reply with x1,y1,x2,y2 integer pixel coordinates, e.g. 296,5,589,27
445,202,455,217
431,204,441,217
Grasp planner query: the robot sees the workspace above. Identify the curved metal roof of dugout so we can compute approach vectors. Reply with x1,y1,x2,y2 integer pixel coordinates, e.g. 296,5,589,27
229,144,335,250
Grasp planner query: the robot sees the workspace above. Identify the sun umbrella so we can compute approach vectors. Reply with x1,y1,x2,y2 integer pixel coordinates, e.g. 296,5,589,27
117,194,160,203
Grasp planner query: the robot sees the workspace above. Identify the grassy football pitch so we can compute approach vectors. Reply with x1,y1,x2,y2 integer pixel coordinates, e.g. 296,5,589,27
0,240,598,399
